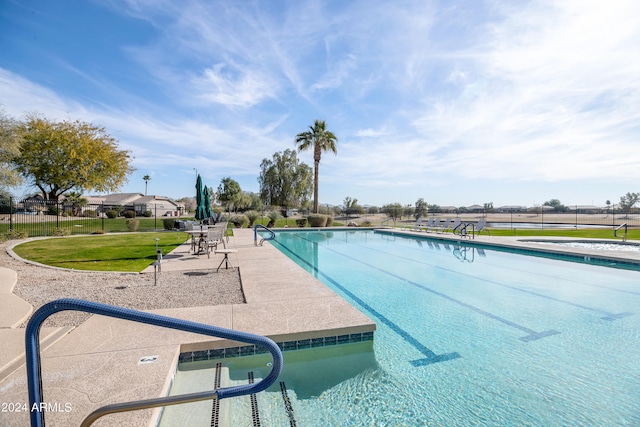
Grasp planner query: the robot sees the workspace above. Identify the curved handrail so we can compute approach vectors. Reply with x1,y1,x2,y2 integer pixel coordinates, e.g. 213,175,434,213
25,298,283,427
254,224,276,246
614,223,628,241
381,218,395,227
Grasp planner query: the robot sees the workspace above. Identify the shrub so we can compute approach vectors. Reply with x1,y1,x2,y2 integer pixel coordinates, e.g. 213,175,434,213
325,216,334,227
126,219,139,232
308,214,327,227
52,227,70,236
123,210,136,218
47,206,60,215
106,210,118,219
230,214,248,228
143,210,153,217
266,210,280,228
91,230,105,234
245,211,259,227
83,209,97,218
163,218,175,230
361,220,372,227
4,229,28,239
295,218,307,228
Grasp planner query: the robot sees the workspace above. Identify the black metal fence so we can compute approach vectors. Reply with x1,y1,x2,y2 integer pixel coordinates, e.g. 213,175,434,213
373,206,640,229
0,197,187,238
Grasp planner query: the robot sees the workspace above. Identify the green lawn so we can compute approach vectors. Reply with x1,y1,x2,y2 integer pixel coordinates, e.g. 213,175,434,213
12,232,188,272
486,228,640,239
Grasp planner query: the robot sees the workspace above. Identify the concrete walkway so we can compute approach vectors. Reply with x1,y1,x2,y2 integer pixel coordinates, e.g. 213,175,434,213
0,229,375,427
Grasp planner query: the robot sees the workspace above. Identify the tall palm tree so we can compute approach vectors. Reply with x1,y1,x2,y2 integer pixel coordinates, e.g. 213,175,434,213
295,120,338,213
143,175,151,196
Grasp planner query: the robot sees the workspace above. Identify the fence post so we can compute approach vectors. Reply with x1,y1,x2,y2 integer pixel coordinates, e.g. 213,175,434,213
101,202,105,232
9,196,13,231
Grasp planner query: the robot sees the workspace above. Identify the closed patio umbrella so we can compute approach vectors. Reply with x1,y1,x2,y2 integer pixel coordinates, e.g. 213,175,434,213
194,174,207,221
204,186,213,219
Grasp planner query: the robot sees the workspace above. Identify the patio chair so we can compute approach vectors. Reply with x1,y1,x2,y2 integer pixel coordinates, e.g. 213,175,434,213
425,218,442,233
460,218,490,238
440,217,462,234
204,225,227,258
434,218,453,233
417,218,435,231
405,217,425,231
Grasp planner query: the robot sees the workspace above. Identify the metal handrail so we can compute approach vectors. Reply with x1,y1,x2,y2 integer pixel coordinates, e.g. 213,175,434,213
614,223,628,241
254,224,276,246
381,218,395,227
25,298,283,427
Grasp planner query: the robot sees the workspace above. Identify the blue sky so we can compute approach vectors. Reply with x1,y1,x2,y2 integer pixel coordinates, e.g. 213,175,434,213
1,0,639,208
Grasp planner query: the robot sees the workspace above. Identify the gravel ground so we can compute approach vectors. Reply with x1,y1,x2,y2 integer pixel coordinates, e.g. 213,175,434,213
2,240,245,328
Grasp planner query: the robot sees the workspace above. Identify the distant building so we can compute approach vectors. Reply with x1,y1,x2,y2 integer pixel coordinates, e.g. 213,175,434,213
84,193,185,217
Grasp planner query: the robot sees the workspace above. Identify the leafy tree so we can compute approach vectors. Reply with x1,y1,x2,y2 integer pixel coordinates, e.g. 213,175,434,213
619,192,640,213
544,199,568,212
484,202,494,212
343,196,364,218
367,206,379,214
143,175,151,195
414,198,428,219
427,203,442,213
381,203,404,221
295,119,338,213
0,108,23,189
178,196,195,212
258,149,312,209
216,177,242,212
13,115,133,201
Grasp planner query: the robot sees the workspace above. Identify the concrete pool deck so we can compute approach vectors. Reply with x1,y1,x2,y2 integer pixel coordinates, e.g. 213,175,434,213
1,227,640,426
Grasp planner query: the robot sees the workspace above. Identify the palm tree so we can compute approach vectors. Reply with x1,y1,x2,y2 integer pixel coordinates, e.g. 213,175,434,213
295,120,338,213
143,175,151,196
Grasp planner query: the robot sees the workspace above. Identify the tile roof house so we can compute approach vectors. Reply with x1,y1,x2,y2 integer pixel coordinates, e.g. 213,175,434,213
85,193,184,217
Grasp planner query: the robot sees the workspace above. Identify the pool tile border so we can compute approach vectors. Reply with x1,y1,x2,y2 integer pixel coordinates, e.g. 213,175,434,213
178,331,374,363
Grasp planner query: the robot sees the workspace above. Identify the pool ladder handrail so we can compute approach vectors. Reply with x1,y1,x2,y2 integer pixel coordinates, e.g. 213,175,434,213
25,298,283,427
458,222,476,239
254,224,276,246
614,223,628,241
381,218,395,227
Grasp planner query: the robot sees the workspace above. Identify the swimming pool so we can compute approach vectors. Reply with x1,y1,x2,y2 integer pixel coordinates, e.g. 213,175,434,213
169,229,640,426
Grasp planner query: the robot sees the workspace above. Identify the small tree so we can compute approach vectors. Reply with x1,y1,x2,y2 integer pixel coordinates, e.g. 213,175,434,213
619,192,640,214
381,203,404,222
259,149,312,210
216,177,242,212
414,198,428,219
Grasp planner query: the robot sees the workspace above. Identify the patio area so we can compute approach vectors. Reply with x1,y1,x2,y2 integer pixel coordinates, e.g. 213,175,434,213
0,228,375,426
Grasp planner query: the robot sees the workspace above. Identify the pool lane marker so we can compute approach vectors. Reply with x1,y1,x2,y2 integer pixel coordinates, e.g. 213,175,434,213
349,236,634,322
279,381,297,426
210,362,222,427
276,239,462,366
283,233,560,344
248,371,261,427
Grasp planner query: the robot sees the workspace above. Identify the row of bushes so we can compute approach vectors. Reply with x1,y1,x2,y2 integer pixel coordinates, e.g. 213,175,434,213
105,210,152,218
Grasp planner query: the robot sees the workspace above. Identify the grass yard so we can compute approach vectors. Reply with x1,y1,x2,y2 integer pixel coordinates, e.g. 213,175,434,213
12,232,188,272
487,228,640,239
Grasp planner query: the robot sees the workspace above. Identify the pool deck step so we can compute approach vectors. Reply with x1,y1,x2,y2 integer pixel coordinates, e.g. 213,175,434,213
0,266,34,329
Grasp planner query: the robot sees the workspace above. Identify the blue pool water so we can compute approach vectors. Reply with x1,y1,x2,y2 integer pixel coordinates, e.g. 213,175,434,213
266,229,640,426
164,229,640,426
